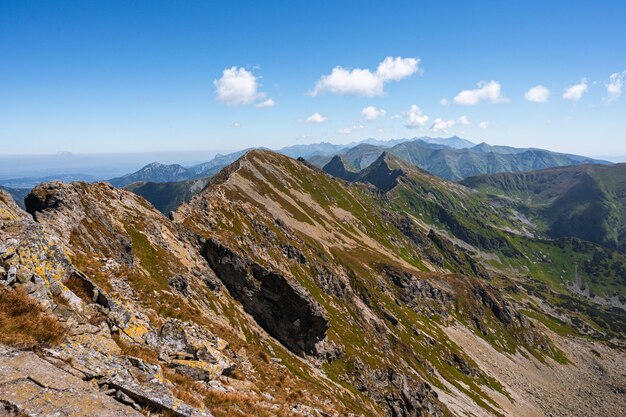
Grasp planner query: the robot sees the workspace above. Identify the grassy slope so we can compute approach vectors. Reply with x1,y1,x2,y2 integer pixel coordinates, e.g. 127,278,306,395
461,164,626,252
175,150,587,416
376,161,625,338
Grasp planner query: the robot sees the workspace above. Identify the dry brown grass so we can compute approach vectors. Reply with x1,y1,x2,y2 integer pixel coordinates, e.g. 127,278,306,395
162,367,284,417
112,334,159,363
204,389,286,417
162,368,205,408
63,275,93,303
0,286,65,348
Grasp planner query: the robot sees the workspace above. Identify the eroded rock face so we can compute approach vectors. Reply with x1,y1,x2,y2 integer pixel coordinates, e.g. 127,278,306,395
25,181,134,264
349,357,444,417
203,237,329,357
472,285,526,327
384,266,455,311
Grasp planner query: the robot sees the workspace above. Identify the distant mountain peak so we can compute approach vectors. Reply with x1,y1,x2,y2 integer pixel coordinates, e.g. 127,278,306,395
322,155,359,181
357,151,413,191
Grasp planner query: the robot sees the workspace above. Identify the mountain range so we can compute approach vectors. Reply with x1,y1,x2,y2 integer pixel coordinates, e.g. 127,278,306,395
118,137,607,187
318,140,608,181
2,148,624,416
112,136,607,214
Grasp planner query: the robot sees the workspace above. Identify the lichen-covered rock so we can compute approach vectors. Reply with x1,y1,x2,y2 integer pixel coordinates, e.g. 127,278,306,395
145,318,234,379
0,346,142,417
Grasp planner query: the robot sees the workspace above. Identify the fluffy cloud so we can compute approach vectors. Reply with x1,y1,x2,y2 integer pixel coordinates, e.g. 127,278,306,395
376,56,420,81
430,115,470,131
311,56,420,97
453,80,505,105
214,66,273,107
255,98,275,108
439,98,450,106
563,79,588,101
606,71,626,102
479,121,489,129
404,105,429,129
337,124,365,134
302,112,328,124
361,106,386,120
525,85,550,103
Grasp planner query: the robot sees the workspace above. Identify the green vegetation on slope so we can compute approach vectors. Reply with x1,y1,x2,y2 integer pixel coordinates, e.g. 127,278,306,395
462,163,626,252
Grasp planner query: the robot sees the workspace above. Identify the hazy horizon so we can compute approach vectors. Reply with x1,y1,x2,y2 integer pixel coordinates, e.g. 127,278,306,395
1,134,624,189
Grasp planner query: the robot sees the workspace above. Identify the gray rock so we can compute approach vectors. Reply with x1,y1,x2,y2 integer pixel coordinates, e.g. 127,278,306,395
6,266,17,286
168,274,190,295
202,238,329,357
0,347,143,417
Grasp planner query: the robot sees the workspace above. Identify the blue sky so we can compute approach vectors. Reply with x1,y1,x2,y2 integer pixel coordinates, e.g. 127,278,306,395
1,0,625,156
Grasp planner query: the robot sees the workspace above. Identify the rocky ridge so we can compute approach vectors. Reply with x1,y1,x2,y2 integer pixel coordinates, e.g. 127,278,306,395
0,149,624,416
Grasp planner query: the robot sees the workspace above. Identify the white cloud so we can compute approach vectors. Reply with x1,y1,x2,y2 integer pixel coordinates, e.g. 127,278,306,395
479,121,489,129
430,115,470,131
361,106,386,121
563,78,588,101
404,105,429,129
214,67,261,105
525,85,550,103
606,71,626,102
311,56,420,97
230,121,241,128
375,56,420,81
302,112,328,124
255,98,275,108
214,66,274,107
439,98,449,106
337,124,365,134
453,80,505,105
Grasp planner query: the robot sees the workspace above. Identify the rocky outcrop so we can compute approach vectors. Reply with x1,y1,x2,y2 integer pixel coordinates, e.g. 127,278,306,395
1,189,219,416
349,357,444,417
472,285,526,328
145,319,234,379
382,211,444,267
202,238,329,357
0,346,142,417
384,266,455,313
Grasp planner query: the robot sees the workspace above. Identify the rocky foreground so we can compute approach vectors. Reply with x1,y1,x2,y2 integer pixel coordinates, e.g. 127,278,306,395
0,150,624,416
